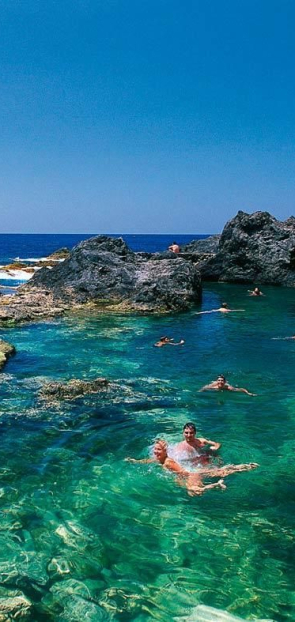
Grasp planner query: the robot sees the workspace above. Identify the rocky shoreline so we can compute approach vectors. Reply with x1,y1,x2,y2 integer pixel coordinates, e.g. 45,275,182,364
0,236,202,326
0,210,295,327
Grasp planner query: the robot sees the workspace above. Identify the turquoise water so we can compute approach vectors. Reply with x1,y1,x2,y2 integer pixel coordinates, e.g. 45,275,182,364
0,283,295,621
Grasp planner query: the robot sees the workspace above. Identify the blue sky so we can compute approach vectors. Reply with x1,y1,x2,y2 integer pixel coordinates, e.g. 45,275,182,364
0,0,294,233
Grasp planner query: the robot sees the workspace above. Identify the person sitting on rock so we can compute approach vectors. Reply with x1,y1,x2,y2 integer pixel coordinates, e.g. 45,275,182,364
168,242,180,253
172,422,221,466
248,287,264,296
154,336,185,347
125,439,258,496
199,374,256,396
195,302,244,315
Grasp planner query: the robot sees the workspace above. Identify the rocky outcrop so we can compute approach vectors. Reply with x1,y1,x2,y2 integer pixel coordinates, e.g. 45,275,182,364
0,236,201,325
39,377,110,402
0,339,15,369
199,211,295,285
47,247,70,260
181,234,221,254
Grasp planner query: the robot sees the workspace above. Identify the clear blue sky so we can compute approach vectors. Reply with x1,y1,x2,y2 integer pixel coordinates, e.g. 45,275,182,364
0,0,294,234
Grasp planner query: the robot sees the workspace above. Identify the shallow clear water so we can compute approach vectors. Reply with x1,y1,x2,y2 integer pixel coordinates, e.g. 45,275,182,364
0,281,294,621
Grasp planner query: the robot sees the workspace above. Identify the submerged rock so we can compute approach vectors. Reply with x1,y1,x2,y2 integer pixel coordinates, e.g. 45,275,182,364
39,377,110,401
0,592,32,620
0,339,15,370
0,236,201,325
199,211,295,285
175,604,275,621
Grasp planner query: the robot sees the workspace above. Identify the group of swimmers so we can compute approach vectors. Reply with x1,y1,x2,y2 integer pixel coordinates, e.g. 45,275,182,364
129,286,271,495
126,423,258,496
127,283,295,496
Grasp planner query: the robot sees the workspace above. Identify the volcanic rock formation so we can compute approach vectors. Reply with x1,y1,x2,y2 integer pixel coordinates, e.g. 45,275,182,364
194,211,295,285
0,236,202,325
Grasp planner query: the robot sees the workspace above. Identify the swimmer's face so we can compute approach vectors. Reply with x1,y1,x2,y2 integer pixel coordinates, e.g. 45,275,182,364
183,427,196,442
217,377,226,388
153,443,167,461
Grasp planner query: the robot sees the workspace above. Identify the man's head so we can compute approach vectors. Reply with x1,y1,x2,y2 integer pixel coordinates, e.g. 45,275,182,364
216,374,226,389
221,302,228,308
183,422,197,442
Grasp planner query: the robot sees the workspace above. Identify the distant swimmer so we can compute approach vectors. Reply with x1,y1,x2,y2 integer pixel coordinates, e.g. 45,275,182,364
173,422,221,466
248,287,265,296
168,242,180,254
199,374,256,396
126,439,258,496
195,302,245,315
154,336,185,347
272,335,295,340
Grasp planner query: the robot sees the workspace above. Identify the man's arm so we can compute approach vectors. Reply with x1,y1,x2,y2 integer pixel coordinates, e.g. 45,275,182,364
198,437,221,451
198,384,214,392
228,385,256,396
166,340,185,346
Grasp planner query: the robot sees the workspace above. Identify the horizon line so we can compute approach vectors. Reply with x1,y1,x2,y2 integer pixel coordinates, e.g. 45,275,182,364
0,231,217,236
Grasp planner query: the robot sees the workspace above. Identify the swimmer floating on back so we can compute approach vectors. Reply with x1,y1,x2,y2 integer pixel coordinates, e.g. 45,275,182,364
126,439,258,496
272,335,295,340
195,302,245,315
154,336,185,347
199,374,256,396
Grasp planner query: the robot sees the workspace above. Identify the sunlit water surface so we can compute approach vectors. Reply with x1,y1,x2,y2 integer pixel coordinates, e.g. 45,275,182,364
0,282,295,621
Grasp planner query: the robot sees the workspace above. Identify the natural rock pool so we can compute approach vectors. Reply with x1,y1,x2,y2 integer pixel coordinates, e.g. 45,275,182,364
0,282,294,621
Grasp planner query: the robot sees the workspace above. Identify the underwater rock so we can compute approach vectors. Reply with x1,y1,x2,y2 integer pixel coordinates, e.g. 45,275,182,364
199,211,295,285
0,592,32,620
0,339,15,370
175,604,275,621
39,377,110,401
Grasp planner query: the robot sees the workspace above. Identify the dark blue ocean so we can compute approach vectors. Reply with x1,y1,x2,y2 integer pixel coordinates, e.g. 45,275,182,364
0,233,207,264
0,233,294,622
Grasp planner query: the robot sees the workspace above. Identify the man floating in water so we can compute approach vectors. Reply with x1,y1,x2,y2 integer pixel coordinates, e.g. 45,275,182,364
126,439,258,496
195,302,245,315
199,374,256,396
248,287,265,296
172,422,221,466
154,336,185,347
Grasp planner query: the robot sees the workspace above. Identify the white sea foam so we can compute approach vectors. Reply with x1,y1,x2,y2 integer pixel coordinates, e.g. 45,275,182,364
14,256,65,263
0,268,37,281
